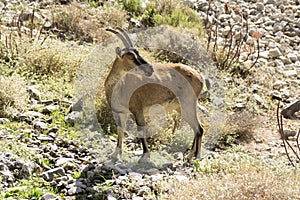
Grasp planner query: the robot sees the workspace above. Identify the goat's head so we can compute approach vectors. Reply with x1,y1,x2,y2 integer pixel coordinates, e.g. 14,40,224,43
106,28,154,76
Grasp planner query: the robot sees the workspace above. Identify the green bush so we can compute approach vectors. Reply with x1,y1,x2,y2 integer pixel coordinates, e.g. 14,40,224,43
121,0,143,16
119,0,204,35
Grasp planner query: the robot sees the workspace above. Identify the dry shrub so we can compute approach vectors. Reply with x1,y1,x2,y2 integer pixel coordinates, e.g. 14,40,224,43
0,74,28,117
95,95,117,135
217,111,257,148
18,38,88,80
54,3,127,43
163,155,300,200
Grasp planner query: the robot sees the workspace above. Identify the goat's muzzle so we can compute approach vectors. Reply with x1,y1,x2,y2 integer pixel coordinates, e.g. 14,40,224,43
140,63,154,77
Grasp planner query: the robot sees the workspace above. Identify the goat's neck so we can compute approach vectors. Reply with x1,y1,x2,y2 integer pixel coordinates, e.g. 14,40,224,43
105,61,128,89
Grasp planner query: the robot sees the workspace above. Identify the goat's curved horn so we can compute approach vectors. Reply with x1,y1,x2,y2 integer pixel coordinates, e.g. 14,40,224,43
117,27,134,47
106,28,130,48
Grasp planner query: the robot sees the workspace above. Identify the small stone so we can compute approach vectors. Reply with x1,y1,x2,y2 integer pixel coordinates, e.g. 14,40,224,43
175,175,189,183
132,197,144,200
268,48,282,58
137,186,151,196
65,111,81,125
259,51,269,59
37,136,54,142
20,111,44,121
103,163,127,175
279,56,292,65
68,184,84,195
256,2,264,12
264,0,276,5
253,93,265,106
27,86,42,101
40,193,59,200
283,70,297,77
273,80,288,90
34,121,48,131
43,105,59,114
43,167,66,181
56,158,75,167
283,129,297,139
0,118,10,124
287,53,298,62
107,195,117,200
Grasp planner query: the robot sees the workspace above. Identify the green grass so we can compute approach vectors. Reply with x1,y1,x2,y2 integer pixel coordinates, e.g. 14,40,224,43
2,177,56,199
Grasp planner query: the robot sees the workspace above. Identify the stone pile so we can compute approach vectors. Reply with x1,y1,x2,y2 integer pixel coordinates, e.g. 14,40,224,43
193,0,300,103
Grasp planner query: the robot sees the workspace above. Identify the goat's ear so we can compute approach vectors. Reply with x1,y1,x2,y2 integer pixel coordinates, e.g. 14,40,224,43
116,47,122,57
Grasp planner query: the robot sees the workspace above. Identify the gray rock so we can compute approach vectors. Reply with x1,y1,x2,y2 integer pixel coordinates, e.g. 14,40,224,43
269,48,282,58
103,163,127,175
56,158,75,167
253,93,265,106
175,175,189,183
0,2,4,11
37,135,54,142
273,80,288,90
283,70,298,77
43,167,66,181
287,53,298,62
40,193,60,200
132,197,144,200
43,105,59,114
65,111,81,125
0,118,10,124
34,121,48,131
27,86,42,101
68,183,84,195
256,2,264,12
20,111,44,121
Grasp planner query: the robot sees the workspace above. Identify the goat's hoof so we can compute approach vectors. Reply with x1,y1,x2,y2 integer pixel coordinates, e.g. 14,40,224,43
138,153,151,164
110,153,121,163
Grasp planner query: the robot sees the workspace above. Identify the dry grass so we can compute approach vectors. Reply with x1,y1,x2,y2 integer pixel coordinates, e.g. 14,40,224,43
162,153,300,199
0,74,28,117
54,3,127,43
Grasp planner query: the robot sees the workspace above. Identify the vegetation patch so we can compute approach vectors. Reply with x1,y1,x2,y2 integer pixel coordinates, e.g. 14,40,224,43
0,74,28,118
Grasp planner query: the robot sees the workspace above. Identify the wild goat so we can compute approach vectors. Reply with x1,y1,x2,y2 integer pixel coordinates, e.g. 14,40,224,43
105,27,205,162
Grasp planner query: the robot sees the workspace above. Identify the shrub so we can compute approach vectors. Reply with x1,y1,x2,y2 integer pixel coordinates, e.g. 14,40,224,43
54,3,127,43
216,111,256,148
0,74,28,117
119,0,204,35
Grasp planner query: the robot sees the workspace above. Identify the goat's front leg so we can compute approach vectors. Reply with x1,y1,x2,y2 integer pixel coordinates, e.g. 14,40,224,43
110,127,124,162
111,113,127,162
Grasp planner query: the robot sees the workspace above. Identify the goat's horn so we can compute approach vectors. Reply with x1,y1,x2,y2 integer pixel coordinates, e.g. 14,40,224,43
117,27,134,47
106,28,130,48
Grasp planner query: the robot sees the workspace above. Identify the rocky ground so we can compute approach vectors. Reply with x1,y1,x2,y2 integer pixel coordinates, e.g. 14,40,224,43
0,0,300,199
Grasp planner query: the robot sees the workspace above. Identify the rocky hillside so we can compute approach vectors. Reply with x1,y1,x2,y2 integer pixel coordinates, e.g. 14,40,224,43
0,0,299,199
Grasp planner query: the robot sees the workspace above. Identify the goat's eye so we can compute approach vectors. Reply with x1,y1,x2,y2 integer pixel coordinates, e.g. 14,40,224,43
127,53,136,61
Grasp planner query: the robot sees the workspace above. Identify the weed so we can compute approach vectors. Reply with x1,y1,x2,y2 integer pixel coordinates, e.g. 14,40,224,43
72,172,84,179
205,2,260,75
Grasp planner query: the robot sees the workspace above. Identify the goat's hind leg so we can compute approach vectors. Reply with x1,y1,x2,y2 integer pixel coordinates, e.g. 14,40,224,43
183,102,204,161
